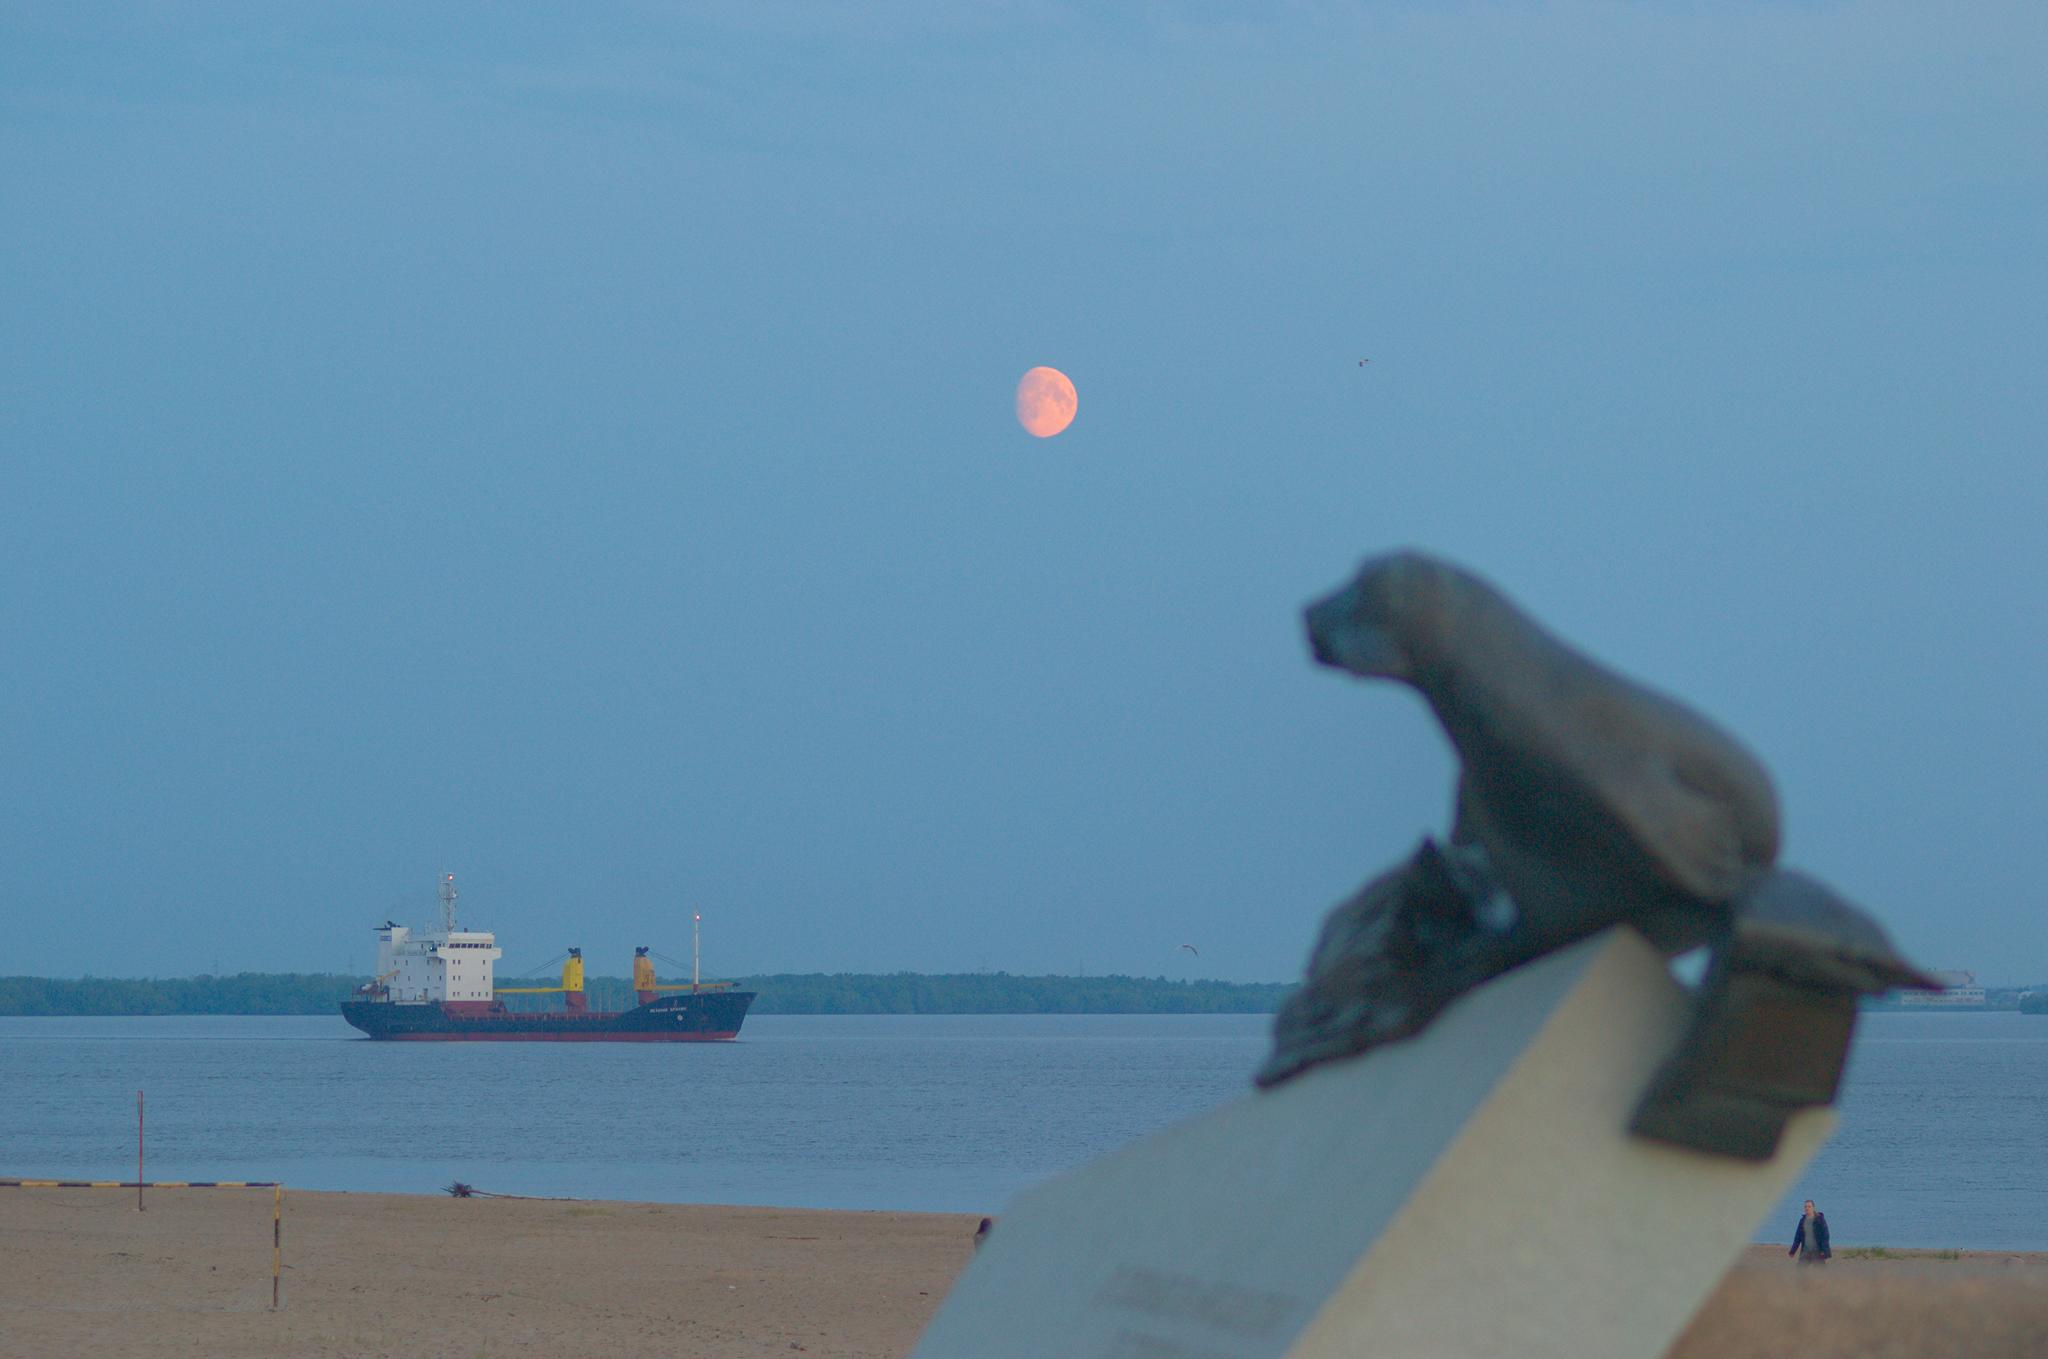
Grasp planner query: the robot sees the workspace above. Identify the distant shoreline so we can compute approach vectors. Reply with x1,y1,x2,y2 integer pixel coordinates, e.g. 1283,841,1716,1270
8,970,2039,1015
9,972,2044,1018
0,971,1294,1018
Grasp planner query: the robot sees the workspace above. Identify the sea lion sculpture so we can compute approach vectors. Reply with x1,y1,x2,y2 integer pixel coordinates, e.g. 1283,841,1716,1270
1260,551,1936,1160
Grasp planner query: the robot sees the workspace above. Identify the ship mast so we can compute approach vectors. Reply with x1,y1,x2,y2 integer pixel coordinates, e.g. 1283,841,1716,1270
440,873,458,935
693,912,703,993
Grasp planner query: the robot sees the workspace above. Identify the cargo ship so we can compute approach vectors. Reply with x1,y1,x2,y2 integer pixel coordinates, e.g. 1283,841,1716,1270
339,875,754,1042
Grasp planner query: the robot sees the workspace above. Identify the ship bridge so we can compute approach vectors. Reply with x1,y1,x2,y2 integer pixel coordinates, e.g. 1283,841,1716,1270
371,875,503,1005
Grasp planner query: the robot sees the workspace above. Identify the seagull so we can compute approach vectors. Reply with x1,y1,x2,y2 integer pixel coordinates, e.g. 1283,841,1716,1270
1179,943,1200,956
1357,359,1370,365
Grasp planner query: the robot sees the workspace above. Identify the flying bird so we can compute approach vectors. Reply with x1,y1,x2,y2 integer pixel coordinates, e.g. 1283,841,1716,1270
1179,943,1200,956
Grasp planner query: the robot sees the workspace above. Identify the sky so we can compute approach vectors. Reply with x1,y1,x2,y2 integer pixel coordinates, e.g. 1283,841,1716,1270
2,4,2044,984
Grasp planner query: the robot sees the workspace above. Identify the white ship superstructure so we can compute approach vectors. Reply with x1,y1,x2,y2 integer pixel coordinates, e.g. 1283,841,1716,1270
371,874,503,1005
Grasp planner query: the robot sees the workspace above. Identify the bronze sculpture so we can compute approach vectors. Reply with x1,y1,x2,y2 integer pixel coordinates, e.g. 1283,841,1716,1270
1260,551,1935,1160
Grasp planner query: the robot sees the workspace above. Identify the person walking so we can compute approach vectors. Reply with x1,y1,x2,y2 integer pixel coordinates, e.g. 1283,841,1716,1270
1788,1199,1831,1264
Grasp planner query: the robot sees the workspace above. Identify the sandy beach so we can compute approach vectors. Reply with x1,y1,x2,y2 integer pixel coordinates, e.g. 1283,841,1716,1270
1667,1244,2048,1359
0,1187,975,1359
2,1188,2044,1358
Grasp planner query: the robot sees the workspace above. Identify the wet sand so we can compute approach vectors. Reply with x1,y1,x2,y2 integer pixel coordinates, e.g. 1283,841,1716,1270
1,1189,2043,1357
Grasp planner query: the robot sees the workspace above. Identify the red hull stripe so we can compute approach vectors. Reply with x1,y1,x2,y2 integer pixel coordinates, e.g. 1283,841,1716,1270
379,1031,741,1042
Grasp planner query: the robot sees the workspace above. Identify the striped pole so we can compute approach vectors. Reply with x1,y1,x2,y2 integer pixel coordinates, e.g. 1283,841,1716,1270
272,1184,282,1310
0,1177,284,1307
1,1179,279,1188
137,1091,144,1212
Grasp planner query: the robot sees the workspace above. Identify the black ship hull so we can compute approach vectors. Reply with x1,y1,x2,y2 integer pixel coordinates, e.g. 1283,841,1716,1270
340,991,755,1041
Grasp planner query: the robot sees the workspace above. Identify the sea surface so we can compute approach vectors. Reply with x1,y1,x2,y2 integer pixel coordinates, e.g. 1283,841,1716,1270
1,1011,2042,1249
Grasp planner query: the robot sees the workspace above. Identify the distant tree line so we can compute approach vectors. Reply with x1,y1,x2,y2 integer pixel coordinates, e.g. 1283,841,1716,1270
0,971,1292,1017
736,972,1289,1015
0,973,366,1016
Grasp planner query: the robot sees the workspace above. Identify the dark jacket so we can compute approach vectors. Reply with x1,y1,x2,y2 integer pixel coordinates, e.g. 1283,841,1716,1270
1787,1212,1831,1258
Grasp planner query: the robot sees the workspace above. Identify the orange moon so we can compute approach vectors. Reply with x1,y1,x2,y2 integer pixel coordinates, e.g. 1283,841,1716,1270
1015,366,1078,437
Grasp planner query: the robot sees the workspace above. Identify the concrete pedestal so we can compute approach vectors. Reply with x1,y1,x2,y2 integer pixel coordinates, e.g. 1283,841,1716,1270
913,927,1832,1359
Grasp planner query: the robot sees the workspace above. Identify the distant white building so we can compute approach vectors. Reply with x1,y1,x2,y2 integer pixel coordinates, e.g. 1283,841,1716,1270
1897,969,1986,1008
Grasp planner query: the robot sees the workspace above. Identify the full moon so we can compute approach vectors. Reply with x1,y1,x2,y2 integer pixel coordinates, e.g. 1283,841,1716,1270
1015,366,1078,437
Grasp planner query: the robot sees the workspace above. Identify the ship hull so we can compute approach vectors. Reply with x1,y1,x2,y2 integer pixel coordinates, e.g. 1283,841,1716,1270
340,991,755,1041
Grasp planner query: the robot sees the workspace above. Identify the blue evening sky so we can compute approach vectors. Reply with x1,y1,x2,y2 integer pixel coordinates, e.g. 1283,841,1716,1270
3,5,2043,983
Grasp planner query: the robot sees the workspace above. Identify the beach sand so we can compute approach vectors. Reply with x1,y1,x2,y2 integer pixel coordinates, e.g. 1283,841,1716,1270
1,1188,2043,1357
1667,1244,2048,1359
0,1187,976,1358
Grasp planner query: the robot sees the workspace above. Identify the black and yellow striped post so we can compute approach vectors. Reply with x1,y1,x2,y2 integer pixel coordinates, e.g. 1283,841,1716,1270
1,1178,286,1309
272,1184,282,1310
0,1179,280,1189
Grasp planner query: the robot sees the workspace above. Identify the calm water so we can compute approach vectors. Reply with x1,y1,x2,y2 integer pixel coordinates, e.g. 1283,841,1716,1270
1,1012,2041,1249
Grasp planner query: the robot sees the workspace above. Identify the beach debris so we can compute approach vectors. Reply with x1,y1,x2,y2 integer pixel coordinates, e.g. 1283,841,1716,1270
442,1181,583,1201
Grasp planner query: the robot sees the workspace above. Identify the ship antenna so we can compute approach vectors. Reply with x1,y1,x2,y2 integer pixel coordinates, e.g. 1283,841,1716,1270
440,872,458,935
693,912,702,993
